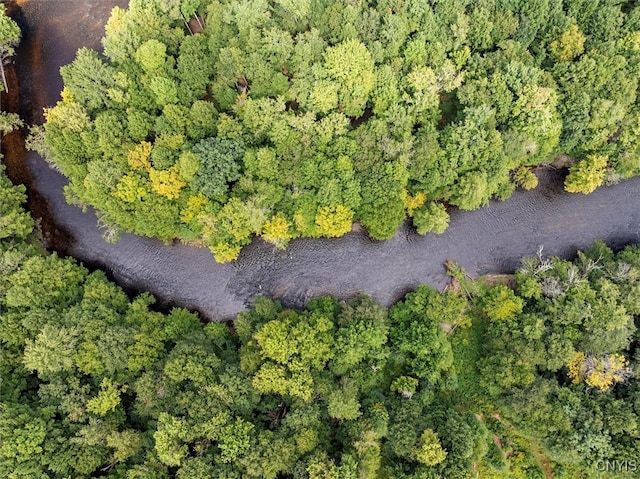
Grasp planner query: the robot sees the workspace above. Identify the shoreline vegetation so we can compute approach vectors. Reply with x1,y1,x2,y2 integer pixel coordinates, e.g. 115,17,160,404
2,3,640,477
0,5,75,255
3,165,640,478
39,0,640,262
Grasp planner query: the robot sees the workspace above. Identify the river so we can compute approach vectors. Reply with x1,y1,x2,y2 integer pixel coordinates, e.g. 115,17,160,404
4,0,640,320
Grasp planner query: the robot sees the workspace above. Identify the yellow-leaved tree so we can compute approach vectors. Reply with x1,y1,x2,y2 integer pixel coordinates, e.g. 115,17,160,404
414,429,447,466
113,174,149,203
513,166,539,190
180,193,209,224
404,191,426,217
568,352,633,392
149,166,185,200
86,378,127,416
550,24,585,62
262,213,294,249
127,141,153,171
315,205,354,237
564,154,608,194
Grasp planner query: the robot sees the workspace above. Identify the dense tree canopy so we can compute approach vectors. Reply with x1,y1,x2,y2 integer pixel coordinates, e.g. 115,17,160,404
41,0,640,261
2,166,640,477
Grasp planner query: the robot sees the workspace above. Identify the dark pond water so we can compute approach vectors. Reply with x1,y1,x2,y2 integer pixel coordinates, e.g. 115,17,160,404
6,0,640,320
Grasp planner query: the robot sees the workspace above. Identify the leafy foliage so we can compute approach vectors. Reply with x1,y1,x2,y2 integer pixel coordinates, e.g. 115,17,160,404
0,166,33,241
564,154,608,193
42,0,640,261
0,3,20,92
2,165,640,476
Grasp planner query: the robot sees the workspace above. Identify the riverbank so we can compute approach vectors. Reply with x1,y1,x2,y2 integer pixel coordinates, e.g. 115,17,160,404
4,0,640,321
1,2,73,253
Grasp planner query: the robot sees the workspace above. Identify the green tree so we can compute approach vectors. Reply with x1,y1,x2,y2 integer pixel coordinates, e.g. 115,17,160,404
40,0,640,261
0,111,23,135
413,202,449,235
134,39,168,73
0,404,51,477
390,286,463,383
60,49,116,112
0,167,33,240
4,172,640,479
154,413,190,467
191,137,245,199
5,254,86,310
0,4,20,92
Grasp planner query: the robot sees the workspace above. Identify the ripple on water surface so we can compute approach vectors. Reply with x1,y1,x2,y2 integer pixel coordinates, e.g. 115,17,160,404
7,0,640,320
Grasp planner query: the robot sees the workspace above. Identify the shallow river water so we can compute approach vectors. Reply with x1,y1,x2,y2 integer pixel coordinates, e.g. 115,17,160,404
6,0,640,320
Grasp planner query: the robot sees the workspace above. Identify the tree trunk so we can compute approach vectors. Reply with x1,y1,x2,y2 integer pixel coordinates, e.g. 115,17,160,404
181,13,193,35
0,62,8,94
195,13,204,29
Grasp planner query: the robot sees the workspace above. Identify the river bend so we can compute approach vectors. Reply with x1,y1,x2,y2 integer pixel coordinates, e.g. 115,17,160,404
6,0,640,320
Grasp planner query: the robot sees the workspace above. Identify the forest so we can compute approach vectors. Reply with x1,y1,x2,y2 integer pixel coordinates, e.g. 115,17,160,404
2,164,640,478
3,2,640,477
39,0,640,261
